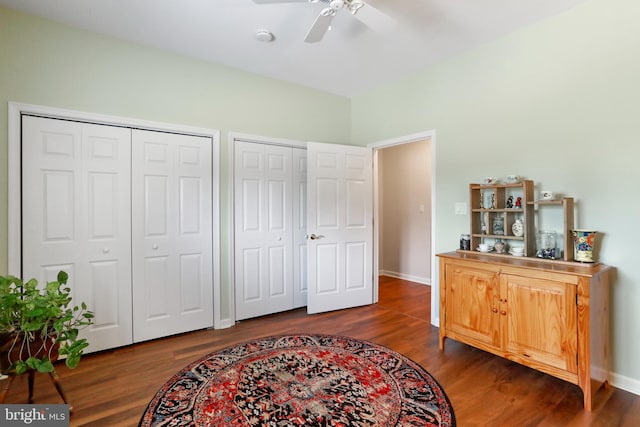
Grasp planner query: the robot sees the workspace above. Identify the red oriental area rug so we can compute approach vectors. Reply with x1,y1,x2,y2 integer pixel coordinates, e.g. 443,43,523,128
140,334,455,427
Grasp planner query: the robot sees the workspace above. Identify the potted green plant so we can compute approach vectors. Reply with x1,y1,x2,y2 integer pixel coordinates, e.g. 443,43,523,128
0,271,94,375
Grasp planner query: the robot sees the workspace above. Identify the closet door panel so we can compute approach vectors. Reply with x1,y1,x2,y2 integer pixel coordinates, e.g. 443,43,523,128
144,175,170,236
293,148,308,308
180,177,202,234
22,116,133,353
144,256,170,318
178,254,207,315
132,130,213,342
80,124,133,352
23,118,81,266
234,142,294,320
89,260,122,328
44,172,76,242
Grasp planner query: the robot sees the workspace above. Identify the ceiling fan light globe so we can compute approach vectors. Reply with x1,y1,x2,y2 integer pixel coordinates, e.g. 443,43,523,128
329,0,345,10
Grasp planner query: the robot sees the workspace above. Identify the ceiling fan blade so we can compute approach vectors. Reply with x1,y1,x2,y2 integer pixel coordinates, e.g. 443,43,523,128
351,1,395,33
304,11,335,43
252,0,308,3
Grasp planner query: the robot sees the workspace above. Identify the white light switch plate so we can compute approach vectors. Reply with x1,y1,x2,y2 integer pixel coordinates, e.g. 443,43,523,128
455,202,467,215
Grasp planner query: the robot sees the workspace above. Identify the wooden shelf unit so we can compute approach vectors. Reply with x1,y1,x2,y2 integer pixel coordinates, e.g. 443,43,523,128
468,180,535,256
528,197,575,261
464,180,579,262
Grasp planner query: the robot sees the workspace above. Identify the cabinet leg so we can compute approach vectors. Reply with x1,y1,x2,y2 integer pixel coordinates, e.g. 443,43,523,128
583,378,609,411
583,388,592,411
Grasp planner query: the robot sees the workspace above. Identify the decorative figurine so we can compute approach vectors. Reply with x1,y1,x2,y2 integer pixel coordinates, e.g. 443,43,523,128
515,197,522,208
506,196,514,208
493,216,505,235
512,218,524,237
490,193,496,209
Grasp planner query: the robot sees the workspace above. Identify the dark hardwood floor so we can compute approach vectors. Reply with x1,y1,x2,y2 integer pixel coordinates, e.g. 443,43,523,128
4,276,639,426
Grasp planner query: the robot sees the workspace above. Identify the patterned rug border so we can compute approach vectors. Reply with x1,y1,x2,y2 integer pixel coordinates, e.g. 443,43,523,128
140,333,456,427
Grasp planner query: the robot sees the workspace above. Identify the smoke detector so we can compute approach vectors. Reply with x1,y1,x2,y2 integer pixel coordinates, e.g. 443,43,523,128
255,30,275,42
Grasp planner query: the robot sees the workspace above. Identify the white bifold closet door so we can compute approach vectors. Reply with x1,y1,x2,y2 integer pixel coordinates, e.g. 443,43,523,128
21,116,133,353
21,117,214,353
234,141,307,320
131,130,213,342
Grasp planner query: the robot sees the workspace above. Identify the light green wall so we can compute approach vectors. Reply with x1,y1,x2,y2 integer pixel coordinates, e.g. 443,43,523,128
352,0,640,388
2,0,639,391
0,7,351,320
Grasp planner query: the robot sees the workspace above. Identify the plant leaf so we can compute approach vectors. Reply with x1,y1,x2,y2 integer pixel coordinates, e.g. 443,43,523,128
57,271,68,284
15,361,27,375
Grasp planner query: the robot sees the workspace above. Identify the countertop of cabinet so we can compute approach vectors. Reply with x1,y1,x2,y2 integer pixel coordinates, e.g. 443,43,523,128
437,250,612,277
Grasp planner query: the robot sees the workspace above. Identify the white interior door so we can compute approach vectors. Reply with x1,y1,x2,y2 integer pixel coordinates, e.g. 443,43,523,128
306,142,373,314
234,141,295,319
292,147,308,308
21,116,133,353
132,130,213,341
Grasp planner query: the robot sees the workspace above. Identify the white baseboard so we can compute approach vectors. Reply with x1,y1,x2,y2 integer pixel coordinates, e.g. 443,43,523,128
215,318,234,329
379,270,431,285
610,371,640,396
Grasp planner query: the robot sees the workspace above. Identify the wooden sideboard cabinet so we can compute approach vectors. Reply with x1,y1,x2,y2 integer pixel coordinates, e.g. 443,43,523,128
437,251,611,410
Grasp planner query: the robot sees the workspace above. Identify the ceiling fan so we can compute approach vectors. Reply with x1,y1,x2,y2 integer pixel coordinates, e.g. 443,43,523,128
252,0,395,43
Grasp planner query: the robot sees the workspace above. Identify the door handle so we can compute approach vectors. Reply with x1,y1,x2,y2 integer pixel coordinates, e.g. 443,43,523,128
308,234,323,240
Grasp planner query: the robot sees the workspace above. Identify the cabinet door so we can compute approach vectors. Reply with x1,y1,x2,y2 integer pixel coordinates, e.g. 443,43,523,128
501,274,577,373
444,262,500,348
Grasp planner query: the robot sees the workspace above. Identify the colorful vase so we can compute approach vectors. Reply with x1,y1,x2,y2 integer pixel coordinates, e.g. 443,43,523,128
571,229,597,263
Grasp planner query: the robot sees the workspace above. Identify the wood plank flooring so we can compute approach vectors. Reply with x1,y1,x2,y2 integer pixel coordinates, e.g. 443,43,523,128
4,276,639,426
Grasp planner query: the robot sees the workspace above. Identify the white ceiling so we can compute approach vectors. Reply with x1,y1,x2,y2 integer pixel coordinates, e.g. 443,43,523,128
1,0,588,97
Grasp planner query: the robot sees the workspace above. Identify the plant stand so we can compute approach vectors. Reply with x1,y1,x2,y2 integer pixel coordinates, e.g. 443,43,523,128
0,370,72,411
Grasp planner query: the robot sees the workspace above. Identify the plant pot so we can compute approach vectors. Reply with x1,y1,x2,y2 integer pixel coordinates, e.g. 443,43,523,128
0,332,59,375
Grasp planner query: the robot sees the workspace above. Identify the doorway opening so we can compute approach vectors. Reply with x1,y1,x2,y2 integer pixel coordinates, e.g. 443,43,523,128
370,130,436,325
